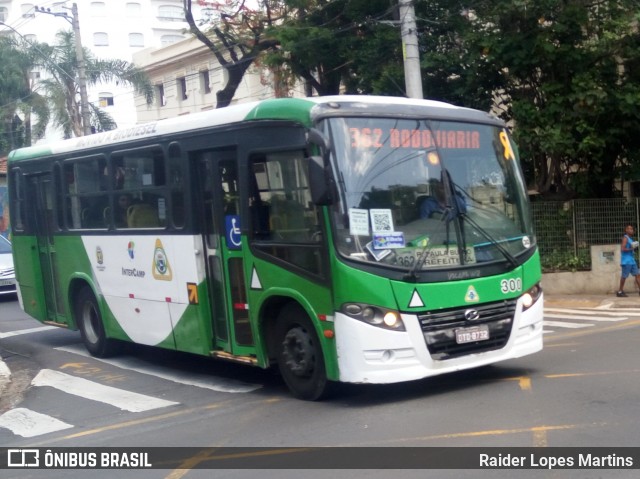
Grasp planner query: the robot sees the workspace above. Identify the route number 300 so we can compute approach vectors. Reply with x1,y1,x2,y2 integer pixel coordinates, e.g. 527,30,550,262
501,278,522,293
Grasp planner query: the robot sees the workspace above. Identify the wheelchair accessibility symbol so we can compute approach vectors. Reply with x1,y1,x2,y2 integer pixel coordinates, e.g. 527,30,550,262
225,215,242,249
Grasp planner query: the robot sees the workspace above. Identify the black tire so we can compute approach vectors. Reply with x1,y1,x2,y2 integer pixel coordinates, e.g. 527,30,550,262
74,287,119,357
276,303,333,400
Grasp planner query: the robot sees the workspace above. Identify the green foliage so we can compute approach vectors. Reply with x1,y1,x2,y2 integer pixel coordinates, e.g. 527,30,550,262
38,30,153,138
540,249,591,273
259,0,640,200
0,29,152,144
440,0,640,199
0,36,49,155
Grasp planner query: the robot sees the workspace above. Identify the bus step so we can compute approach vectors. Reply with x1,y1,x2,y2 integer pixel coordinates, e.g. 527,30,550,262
210,350,258,365
43,321,69,328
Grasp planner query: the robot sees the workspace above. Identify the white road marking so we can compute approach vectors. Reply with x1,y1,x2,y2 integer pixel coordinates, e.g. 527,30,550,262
56,344,262,393
543,320,594,329
0,326,57,339
544,307,634,317
543,313,627,322
0,408,73,438
31,369,178,412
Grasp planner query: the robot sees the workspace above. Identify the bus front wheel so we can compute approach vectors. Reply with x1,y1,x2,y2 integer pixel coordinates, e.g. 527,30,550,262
276,304,332,400
75,287,119,358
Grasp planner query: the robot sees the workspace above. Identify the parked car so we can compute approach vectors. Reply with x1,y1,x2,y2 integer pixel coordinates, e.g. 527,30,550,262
0,235,17,297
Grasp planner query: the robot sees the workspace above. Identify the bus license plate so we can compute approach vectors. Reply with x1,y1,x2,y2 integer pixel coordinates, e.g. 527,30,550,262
455,325,489,344
0,279,14,286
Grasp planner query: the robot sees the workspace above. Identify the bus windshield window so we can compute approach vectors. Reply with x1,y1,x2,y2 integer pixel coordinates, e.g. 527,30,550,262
326,117,534,270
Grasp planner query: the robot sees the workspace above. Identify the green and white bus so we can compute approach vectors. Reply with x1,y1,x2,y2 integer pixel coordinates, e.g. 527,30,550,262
8,96,543,400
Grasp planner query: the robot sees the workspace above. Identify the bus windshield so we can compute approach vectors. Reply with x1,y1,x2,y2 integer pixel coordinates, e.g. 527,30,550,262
326,117,534,271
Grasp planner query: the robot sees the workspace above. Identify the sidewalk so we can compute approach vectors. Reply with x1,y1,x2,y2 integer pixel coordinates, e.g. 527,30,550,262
544,292,640,309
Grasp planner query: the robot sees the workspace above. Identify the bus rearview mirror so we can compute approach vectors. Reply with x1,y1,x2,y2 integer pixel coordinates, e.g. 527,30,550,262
308,155,333,206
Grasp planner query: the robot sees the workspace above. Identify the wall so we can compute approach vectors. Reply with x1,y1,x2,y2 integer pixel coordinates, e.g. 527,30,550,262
541,244,620,294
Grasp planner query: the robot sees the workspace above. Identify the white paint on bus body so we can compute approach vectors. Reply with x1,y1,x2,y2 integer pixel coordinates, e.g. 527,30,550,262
33,96,462,157
31,369,178,412
81,235,202,345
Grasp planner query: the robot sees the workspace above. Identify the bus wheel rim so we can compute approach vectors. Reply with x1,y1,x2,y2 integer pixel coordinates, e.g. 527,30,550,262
282,327,315,378
82,302,100,344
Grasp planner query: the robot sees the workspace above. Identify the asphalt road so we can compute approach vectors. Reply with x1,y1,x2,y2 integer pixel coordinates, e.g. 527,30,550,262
1,296,640,479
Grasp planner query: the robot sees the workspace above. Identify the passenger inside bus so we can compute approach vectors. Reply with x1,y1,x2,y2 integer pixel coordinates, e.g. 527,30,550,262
114,194,132,227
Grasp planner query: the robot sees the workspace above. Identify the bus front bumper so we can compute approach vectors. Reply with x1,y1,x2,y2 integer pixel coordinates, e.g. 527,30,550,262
334,293,544,384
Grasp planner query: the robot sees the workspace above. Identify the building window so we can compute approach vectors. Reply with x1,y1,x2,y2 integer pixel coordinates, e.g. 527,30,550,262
129,33,144,47
177,77,187,101
156,84,166,107
99,93,114,107
158,5,184,21
91,2,106,16
160,34,183,47
200,70,211,95
0,7,8,22
93,32,109,47
126,2,141,15
21,3,35,18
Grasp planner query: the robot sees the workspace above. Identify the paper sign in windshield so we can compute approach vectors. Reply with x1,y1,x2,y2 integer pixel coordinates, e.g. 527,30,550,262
349,208,370,236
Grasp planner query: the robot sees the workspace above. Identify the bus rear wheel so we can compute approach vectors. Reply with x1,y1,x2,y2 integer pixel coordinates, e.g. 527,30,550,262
276,304,332,400
75,287,119,358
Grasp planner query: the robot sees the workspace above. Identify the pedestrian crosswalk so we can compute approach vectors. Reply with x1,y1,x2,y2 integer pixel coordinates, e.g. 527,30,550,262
0,330,262,440
543,305,640,333
0,369,179,438
1,305,639,439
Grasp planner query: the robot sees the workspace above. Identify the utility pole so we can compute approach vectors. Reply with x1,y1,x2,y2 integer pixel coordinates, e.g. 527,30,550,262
399,0,423,99
35,3,92,136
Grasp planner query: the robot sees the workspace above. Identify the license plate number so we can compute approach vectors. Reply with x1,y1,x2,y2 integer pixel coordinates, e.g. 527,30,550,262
0,279,15,286
455,325,489,344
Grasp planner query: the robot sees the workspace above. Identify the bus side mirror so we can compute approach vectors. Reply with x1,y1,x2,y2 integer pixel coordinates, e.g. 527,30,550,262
309,155,333,205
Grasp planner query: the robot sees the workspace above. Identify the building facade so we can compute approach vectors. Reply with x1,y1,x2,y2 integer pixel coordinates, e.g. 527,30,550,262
0,0,199,135
133,36,306,122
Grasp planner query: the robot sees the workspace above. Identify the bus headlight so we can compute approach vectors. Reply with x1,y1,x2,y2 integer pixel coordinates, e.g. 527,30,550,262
522,283,542,311
342,303,405,331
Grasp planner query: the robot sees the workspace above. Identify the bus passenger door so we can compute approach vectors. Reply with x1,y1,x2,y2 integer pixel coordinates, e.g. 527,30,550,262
196,150,255,358
28,174,63,321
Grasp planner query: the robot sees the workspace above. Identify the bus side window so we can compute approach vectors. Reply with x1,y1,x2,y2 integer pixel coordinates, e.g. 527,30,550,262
249,151,323,276
64,157,108,230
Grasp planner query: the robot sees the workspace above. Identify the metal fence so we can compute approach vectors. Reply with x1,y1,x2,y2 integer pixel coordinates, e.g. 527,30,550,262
531,198,640,272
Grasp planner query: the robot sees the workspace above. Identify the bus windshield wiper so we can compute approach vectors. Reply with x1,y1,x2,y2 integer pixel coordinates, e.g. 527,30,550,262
460,213,518,268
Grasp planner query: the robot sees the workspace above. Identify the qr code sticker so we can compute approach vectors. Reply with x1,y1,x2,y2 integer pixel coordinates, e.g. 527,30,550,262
370,209,394,233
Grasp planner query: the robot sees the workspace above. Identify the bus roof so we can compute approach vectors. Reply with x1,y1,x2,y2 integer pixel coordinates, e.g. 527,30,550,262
8,95,499,162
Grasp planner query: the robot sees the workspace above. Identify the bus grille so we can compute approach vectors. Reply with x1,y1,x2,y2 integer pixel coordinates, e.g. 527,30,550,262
417,299,517,360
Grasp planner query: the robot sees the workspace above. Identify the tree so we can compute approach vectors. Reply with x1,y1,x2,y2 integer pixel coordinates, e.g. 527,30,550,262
263,0,400,96
38,30,153,138
0,36,50,155
260,0,640,199
413,0,640,199
184,0,282,108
